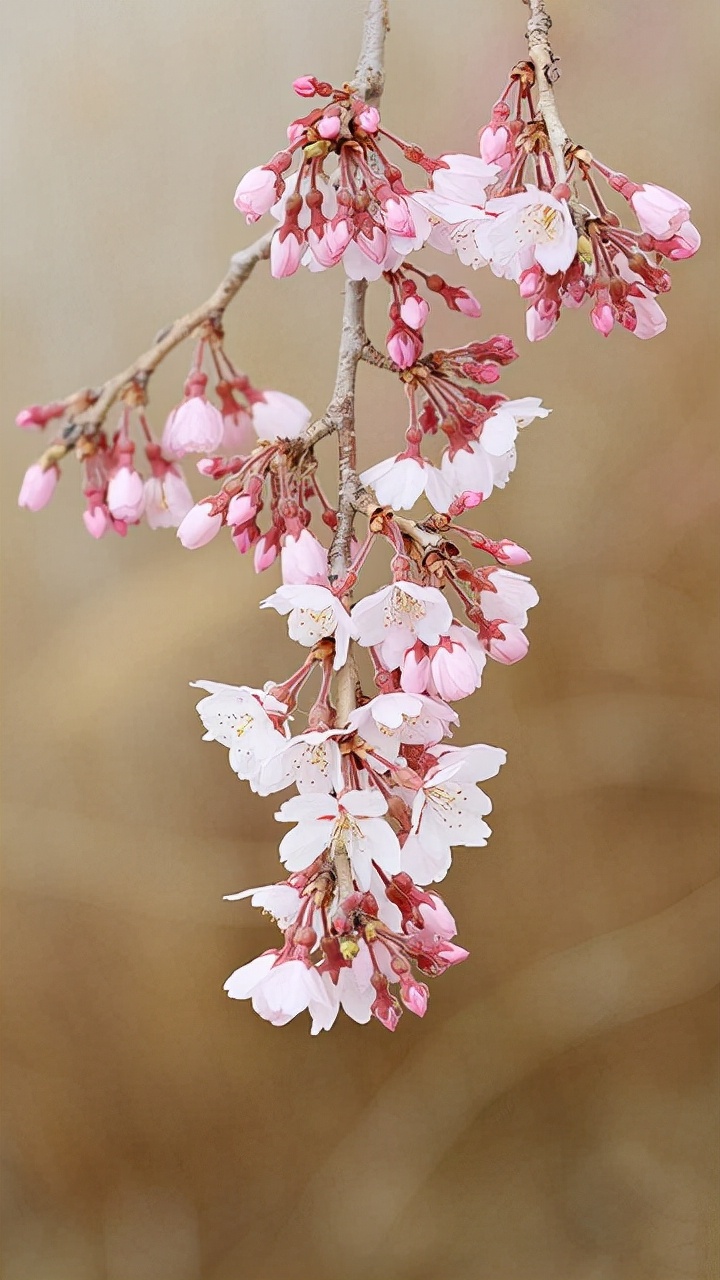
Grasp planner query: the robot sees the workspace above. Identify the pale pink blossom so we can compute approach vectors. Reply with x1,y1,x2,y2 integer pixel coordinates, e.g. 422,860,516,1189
405,743,506,883
360,454,452,511
270,231,303,278
224,881,307,931
352,581,454,668
163,396,224,457
485,185,578,279
280,530,329,585
220,405,255,454
428,635,481,701
18,463,58,511
432,153,499,205
234,166,278,223
107,464,145,523
144,470,193,530
479,568,539,628
225,953,336,1030
251,390,311,442
261,584,356,668
176,501,223,549
480,397,550,455
629,183,691,240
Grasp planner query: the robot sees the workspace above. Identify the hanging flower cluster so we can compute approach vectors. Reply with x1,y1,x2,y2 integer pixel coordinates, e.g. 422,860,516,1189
14,1,701,1034
16,336,311,538
462,61,700,339
183,312,543,1031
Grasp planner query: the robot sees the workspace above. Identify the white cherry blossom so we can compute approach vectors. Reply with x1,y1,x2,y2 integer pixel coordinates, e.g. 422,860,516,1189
261,584,356,668
352,582,454,668
275,790,401,889
192,680,288,786
258,729,344,795
484,185,578,279
348,691,458,759
405,743,507,883
479,568,539,628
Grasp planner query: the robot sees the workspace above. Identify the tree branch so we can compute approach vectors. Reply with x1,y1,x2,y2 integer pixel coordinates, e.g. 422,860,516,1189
325,0,390,737
57,230,273,448
524,0,568,181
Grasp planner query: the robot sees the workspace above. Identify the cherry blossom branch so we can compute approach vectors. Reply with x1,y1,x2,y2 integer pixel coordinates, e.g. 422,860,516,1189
46,230,273,455
524,0,568,181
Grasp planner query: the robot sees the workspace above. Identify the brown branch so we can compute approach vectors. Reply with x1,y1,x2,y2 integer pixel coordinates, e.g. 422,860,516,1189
524,0,569,181
323,0,390,807
57,230,273,447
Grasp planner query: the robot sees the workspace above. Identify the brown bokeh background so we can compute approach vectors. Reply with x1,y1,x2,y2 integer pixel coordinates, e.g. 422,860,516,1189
2,2,719,1277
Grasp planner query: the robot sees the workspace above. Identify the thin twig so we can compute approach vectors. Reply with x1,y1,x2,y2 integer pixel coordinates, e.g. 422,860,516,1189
524,0,568,181
60,230,273,445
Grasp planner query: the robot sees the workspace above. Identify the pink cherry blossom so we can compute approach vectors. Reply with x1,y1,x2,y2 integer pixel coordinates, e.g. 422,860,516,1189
144,469,193,530
18,463,59,511
107,464,145,523
234,166,278,223
432,153,499,205
163,395,224,457
251,390,311,442
261,583,357,668
352,581,454,668
629,183,691,240
176,501,224,549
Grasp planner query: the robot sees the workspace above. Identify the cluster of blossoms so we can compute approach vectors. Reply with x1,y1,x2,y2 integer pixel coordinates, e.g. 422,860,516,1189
15,25,700,1033
467,61,700,339
16,339,311,537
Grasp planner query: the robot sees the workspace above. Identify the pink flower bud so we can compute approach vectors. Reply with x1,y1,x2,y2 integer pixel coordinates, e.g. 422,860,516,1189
176,501,223,549
453,288,482,318
233,166,278,223
232,527,254,555
18,463,59,511
253,533,278,573
494,539,531,566
83,505,109,538
479,124,510,164
518,266,542,298
430,643,477,701
401,978,429,1017
107,465,145,523
383,197,415,238
629,183,691,240
316,115,341,141
399,295,430,330
651,220,701,261
286,121,305,146
163,396,224,457
486,624,529,664
270,230,303,278
399,645,430,694
526,305,557,342
357,106,380,133
292,76,317,97
591,302,615,337
387,328,422,369
227,492,256,527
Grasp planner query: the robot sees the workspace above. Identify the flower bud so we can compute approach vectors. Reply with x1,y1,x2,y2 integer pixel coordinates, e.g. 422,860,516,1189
177,501,223,549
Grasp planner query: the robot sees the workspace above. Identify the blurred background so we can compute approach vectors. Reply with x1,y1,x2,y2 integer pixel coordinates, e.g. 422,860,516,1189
2,1,719,1277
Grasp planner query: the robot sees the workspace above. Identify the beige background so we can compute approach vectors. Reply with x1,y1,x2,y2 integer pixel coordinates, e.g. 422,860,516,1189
2,2,719,1277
